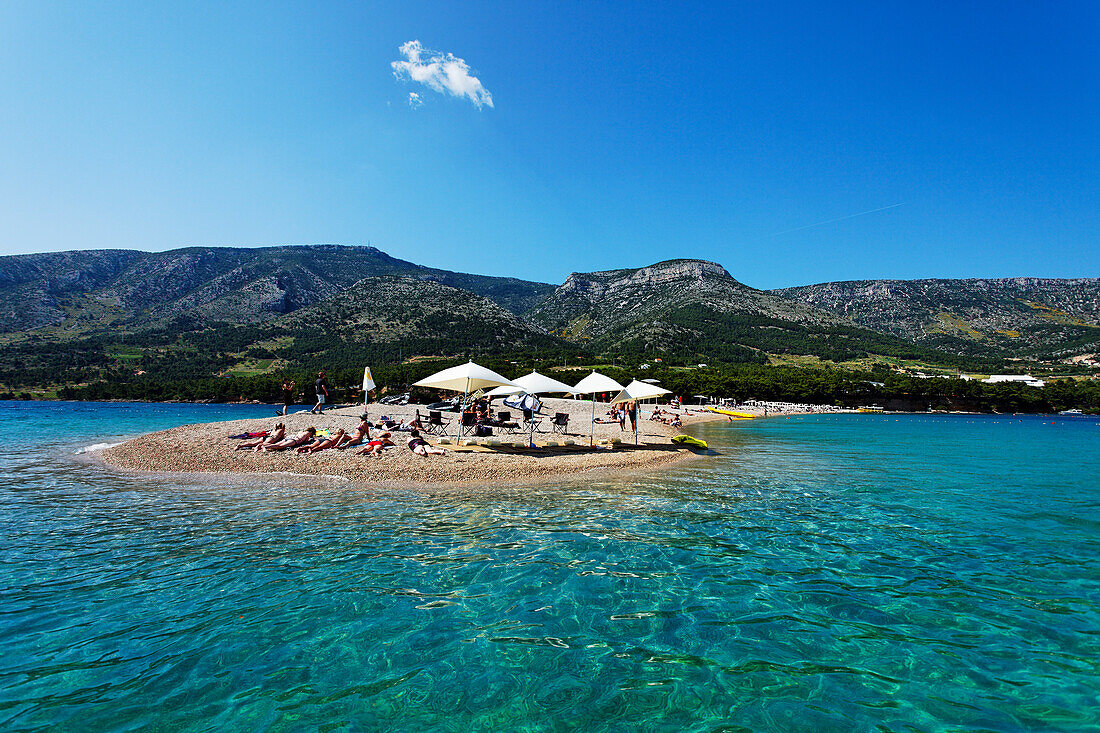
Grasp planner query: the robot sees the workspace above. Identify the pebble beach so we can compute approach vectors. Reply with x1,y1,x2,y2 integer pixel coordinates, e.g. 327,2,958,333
102,398,728,488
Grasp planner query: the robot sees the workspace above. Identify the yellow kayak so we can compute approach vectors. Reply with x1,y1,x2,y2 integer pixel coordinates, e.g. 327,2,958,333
706,407,756,419
672,435,708,449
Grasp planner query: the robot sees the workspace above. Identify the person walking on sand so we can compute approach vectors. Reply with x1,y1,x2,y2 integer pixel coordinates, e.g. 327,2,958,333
626,400,638,433
311,371,329,414
279,378,296,416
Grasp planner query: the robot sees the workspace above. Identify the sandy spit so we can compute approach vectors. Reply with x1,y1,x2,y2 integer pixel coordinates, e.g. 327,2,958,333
101,398,727,490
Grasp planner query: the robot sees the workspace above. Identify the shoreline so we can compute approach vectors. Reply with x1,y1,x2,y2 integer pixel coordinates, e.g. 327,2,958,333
100,398,728,490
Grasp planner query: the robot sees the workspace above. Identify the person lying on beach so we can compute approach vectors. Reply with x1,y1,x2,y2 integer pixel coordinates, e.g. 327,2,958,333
235,424,285,450
375,416,424,432
261,427,316,452
407,430,447,457
297,428,346,453
335,418,372,449
356,432,394,458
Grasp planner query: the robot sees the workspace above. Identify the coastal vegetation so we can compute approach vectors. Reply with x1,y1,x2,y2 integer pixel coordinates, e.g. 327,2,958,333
32,361,1099,415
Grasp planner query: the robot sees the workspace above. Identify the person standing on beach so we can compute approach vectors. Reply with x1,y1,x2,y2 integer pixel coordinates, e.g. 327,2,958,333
626,400,638,433
279,378,296,416
311,371,329,414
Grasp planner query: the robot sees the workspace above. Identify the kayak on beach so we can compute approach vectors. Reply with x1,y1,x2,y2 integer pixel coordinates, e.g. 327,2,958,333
706,407,756,419
672,435,709,449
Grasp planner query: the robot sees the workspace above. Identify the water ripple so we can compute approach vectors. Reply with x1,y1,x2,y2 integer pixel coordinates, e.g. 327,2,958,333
1,406,1098,730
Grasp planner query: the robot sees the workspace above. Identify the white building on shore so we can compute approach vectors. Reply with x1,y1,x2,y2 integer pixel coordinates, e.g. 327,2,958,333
982,374,1045,388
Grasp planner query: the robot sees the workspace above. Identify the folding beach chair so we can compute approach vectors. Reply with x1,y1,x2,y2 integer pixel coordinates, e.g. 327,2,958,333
460,412,479,436
426,411,450,435
550,412,569,435
523,409,543,434
497,411,520,434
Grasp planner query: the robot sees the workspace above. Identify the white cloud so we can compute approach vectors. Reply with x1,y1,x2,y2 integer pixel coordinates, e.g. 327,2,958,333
391,40,494,109
407,92,423,108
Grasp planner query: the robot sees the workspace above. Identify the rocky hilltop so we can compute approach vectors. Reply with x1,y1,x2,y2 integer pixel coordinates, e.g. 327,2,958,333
530,260,929,362
556,260,733,298
773,278,1100,359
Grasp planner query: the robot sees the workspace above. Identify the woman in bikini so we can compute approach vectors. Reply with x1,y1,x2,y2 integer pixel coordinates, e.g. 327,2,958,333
357,432,394,458
235,423,285,451
261,427,316,451
336,418,372,449
297,428,346,453
407,430,447,457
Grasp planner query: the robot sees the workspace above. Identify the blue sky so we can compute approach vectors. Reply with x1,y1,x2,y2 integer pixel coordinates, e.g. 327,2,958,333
1,2,1096,289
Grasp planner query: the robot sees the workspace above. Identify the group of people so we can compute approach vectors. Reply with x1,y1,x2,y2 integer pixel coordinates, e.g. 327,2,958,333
233,415,447,458
601,401,638,432
649,407,683,427
465,397,522,433
278,372,332,417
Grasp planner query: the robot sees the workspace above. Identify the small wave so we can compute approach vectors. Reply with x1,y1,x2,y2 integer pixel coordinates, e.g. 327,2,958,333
75,442,124,454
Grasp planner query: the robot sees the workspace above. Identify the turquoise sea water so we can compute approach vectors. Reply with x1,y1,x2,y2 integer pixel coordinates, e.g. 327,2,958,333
1,401,1098,731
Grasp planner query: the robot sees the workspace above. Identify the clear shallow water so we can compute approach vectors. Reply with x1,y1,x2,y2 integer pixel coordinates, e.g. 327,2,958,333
1,402,1098,731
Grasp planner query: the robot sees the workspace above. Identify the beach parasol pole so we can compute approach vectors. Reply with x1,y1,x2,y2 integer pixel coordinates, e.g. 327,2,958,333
590,396,596,447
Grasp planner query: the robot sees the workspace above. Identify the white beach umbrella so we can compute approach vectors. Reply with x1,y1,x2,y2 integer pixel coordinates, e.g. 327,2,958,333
487,371,577,397
610,380,673,444
570,370,625,446
413,361,518,443
486,371,575,445
362,366,376,403
610,379,672,403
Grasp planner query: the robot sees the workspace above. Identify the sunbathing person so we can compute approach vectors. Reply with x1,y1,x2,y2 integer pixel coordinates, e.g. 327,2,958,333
407,430,447,457
261,427,316,452
297,428,346,453
375,416,423,432
336,418,373,449
235,423,284,450
393,417,424,432
356,432,394,458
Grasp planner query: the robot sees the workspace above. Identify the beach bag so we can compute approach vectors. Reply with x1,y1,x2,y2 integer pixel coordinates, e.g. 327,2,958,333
475,425,493,437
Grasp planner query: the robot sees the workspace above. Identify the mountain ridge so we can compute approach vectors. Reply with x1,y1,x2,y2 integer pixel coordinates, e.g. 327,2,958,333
2,245,1099,387
528,259,941,363
772,277,1100,359
0,245,555,335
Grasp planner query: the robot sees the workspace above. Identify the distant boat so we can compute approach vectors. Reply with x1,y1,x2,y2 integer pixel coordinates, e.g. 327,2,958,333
1059,409,1084,416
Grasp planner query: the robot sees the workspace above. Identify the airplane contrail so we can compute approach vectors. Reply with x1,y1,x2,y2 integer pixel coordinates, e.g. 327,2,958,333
769,202,904,237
